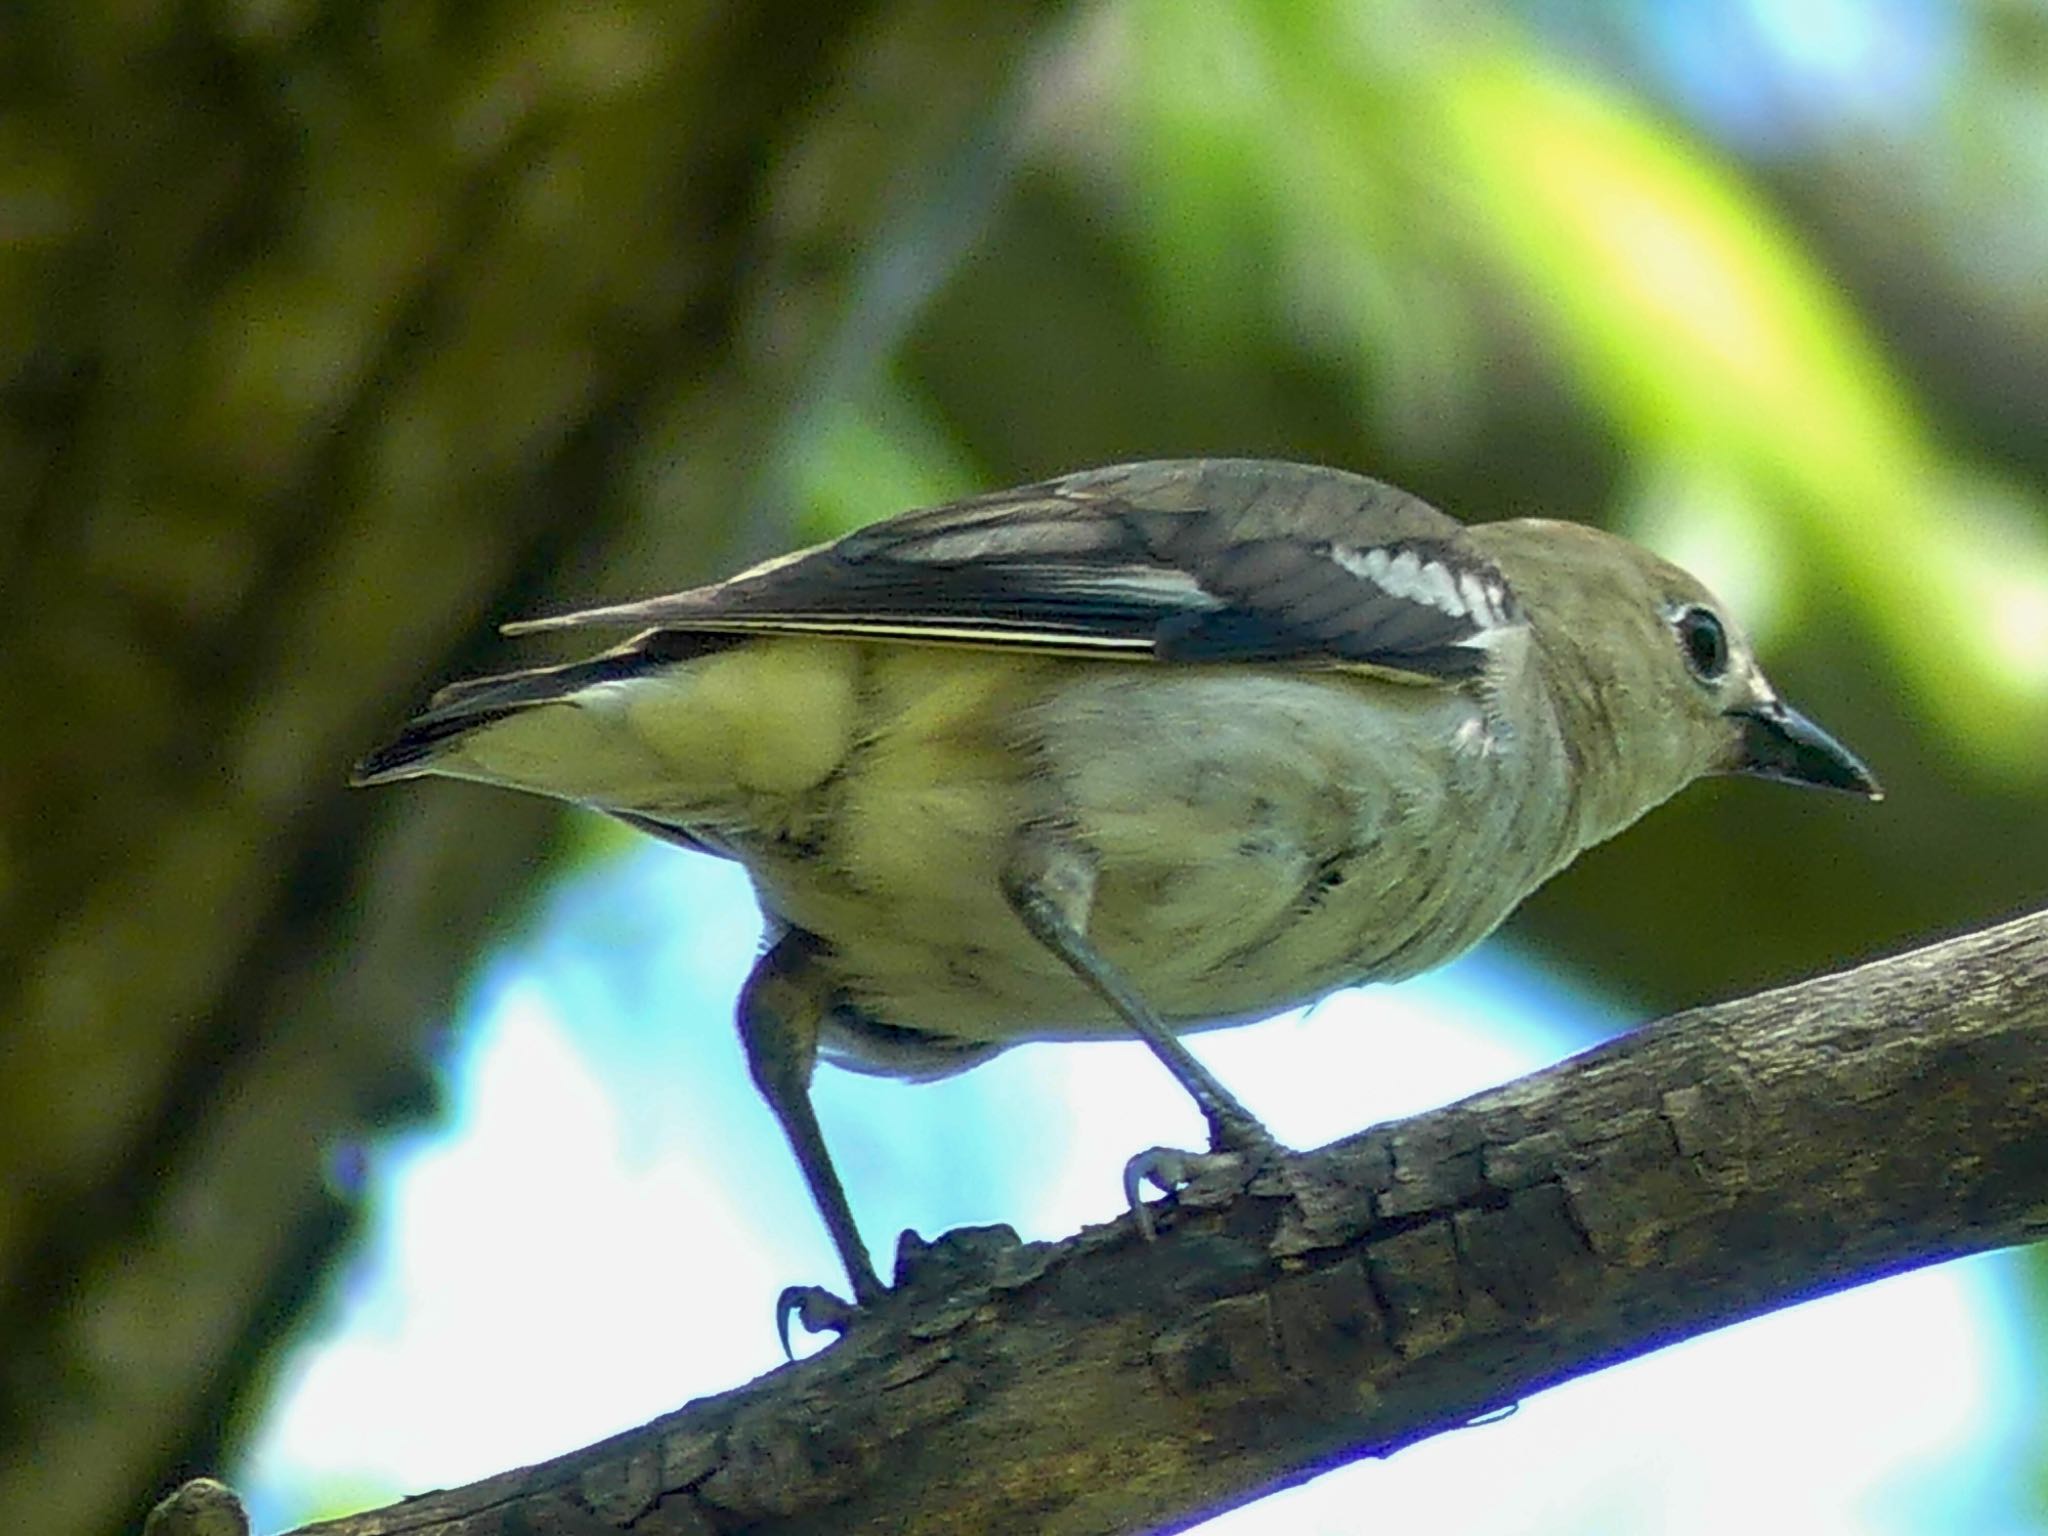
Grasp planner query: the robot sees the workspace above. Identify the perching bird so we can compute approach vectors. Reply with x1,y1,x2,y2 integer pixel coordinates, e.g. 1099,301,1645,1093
355,458,1879,1324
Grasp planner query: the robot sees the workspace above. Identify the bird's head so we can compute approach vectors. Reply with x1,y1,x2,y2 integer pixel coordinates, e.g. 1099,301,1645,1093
1472,520,1880,842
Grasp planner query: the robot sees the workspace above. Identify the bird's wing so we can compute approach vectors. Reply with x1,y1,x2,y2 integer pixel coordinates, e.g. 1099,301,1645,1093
506,459,1525,681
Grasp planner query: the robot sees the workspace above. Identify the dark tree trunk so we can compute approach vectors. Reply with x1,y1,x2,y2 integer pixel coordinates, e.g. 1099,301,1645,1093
0,7,1078,1533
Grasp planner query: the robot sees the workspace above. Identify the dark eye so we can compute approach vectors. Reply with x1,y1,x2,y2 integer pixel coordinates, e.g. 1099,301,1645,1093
1675,605,1729,681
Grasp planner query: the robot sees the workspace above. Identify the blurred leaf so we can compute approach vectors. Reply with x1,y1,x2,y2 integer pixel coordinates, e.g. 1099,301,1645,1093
1125,1,1485,447
788,372,984,538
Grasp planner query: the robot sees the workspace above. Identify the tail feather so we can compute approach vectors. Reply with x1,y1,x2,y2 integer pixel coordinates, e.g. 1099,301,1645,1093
351,631,733,785
351,703,522,784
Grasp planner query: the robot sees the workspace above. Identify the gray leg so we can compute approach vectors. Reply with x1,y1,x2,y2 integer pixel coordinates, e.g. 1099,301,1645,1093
1000,829,1275,1154
738,932,885,1323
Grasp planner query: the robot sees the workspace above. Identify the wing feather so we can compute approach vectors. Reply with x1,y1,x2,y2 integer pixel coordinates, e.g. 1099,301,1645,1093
504,459,1522,681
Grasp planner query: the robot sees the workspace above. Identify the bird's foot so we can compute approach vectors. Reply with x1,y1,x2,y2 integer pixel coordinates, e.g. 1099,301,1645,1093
775,1283,862,1358
1122,1110,1289,1240
774,1226,1039,1356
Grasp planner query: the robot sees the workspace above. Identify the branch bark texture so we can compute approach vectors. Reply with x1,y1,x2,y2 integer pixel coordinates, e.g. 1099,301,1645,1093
270,906,2048,1536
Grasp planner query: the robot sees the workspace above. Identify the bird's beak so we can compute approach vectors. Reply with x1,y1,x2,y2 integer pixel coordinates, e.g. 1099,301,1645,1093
1728,699,1883,800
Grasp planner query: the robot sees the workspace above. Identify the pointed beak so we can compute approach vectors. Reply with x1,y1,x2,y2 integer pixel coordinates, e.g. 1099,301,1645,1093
1728,699,1883,800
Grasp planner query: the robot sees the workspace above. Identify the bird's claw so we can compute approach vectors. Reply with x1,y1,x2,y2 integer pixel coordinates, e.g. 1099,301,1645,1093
1123,1145,1197,1240
774,1283,860,1358
1123,1116,1288,1241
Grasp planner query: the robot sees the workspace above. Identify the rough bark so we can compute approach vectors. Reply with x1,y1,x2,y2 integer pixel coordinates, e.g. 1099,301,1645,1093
213,905,2048,1536
0,7,1076,1535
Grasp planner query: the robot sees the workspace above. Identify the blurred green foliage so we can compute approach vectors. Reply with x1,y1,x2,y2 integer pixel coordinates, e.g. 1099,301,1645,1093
1129,1,2048,766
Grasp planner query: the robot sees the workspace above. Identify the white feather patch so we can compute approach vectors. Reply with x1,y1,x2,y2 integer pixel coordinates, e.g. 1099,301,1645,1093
1334,545,1493,622
1458,570,1497,626
1326,543,1523,656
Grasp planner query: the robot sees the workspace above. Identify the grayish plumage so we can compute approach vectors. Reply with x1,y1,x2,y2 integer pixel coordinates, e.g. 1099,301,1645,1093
356,458,1879,1319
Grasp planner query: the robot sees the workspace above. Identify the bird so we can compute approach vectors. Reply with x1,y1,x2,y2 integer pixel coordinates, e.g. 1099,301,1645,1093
354,457,1880,1329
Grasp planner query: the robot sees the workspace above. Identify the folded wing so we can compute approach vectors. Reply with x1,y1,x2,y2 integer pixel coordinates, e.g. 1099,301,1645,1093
504,459,1524,683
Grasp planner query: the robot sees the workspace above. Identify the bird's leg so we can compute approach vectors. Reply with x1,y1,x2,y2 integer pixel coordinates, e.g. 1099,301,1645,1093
1001,829,1284,1232
737,931,884,1349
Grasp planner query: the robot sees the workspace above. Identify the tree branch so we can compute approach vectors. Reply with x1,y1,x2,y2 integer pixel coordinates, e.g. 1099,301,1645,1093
249,906,2048,1536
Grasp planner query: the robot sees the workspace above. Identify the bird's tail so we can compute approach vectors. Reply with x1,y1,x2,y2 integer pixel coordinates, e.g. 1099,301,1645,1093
351,630,863,820
351,646,694,785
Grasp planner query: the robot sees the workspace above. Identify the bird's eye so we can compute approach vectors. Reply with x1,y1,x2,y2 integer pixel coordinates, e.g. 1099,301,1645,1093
1675,605,1729,682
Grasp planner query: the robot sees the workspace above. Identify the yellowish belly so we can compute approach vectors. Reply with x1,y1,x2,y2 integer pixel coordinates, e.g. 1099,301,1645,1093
742,648,1531,1045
